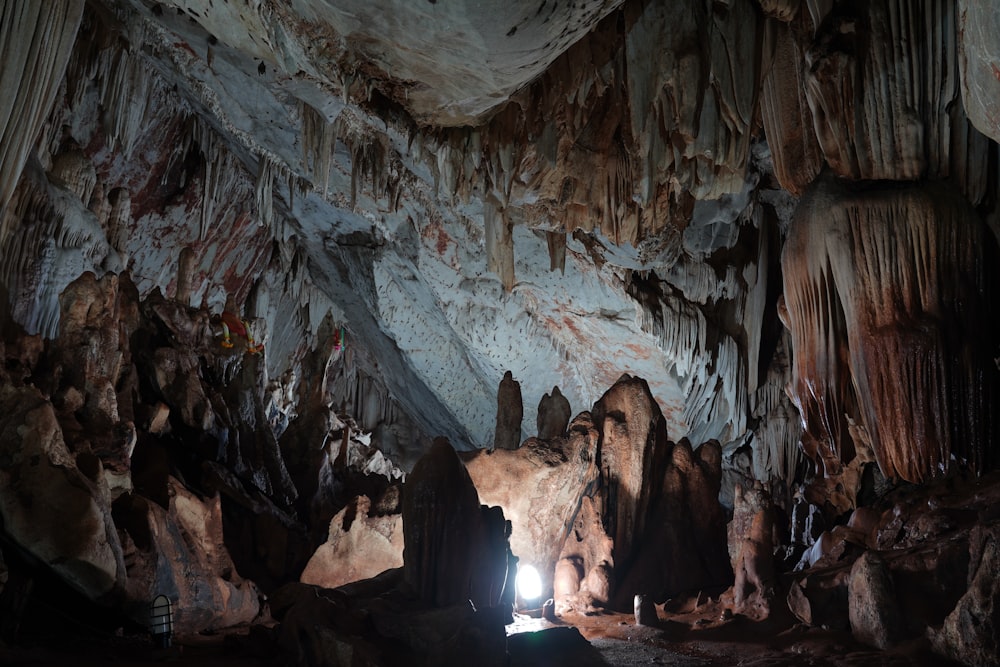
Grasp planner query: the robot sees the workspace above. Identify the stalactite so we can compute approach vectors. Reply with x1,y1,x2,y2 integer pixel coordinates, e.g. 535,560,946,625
255,154,276,228
189,117,240,241
0,166,119,339
782,177,1000,483
299,100,334,195
484,198,514,292
760,15,823,196
0,0,85,214
99,34,155,159
804,0,991,202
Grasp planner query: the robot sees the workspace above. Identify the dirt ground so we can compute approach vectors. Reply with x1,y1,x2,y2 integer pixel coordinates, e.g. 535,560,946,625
0,601,958,666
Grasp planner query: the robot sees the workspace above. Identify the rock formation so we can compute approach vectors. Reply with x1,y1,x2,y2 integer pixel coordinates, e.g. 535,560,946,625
0,0,999,664
493,370,523,451
537,385,572,441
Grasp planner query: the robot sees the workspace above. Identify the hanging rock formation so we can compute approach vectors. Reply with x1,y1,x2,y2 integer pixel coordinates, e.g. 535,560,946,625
782,177,1000,486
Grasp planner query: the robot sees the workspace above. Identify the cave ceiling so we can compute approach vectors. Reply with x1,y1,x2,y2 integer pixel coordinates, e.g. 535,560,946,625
2,0,1000,481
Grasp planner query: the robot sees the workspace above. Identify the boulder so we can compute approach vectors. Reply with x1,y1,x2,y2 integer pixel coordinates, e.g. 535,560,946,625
848,551,902,649
931,524,1000,666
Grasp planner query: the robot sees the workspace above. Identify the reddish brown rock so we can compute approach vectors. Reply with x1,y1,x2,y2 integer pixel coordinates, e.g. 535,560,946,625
782,177,1000,485
300,494,403,590
804,0,990,199
494,370,523,450
592,374,669,573
536,385,571,441
464,411,600,601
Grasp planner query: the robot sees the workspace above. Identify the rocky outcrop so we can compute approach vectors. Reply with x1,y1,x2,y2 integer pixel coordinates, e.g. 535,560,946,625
592,374,669,572
300,493,403,590
465,411,601,599
782,177,1000,486
616,438,733,608
402,438,511,612
493,370,523,451
0,383,124,601
115,479,261,634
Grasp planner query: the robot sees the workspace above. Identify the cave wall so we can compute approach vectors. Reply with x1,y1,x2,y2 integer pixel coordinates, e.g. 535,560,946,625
0,0,999,651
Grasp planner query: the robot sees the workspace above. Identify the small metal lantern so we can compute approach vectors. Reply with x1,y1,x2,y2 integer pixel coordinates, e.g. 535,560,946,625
149,594,173,649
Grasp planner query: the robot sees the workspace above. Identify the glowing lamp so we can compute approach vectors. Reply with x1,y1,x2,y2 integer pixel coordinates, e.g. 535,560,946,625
515,564,542,602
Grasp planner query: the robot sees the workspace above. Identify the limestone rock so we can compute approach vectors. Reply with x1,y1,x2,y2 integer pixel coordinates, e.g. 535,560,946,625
465,411,599,600
536,385,571,441
300,494,403,590
493,370,523,450
0,384,124,600
592,374,669,571
0,0,84,212
728,481,776,616
931,524,1000,666
402,438,510,611
554,494,614,614
760,12,823,195
782,177,1000,484
959,0,1000,144
615,439,733,608
116,479,261,634
805,0,991,200
848,551,902,649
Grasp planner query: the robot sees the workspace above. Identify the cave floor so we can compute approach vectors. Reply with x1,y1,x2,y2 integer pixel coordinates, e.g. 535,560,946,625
508,604,957,667
0,601,960,666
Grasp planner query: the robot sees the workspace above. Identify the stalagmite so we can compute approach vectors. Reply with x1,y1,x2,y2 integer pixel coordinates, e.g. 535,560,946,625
493,370,523,451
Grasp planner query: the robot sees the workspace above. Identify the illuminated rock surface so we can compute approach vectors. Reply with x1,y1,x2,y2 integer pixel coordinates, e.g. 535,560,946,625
0,0,999,665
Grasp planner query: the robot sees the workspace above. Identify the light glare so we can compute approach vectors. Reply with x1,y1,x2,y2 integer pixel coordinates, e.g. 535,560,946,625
516,564,542,600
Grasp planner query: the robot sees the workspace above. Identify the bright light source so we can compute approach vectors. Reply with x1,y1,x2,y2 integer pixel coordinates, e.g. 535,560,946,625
516,564,542,601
